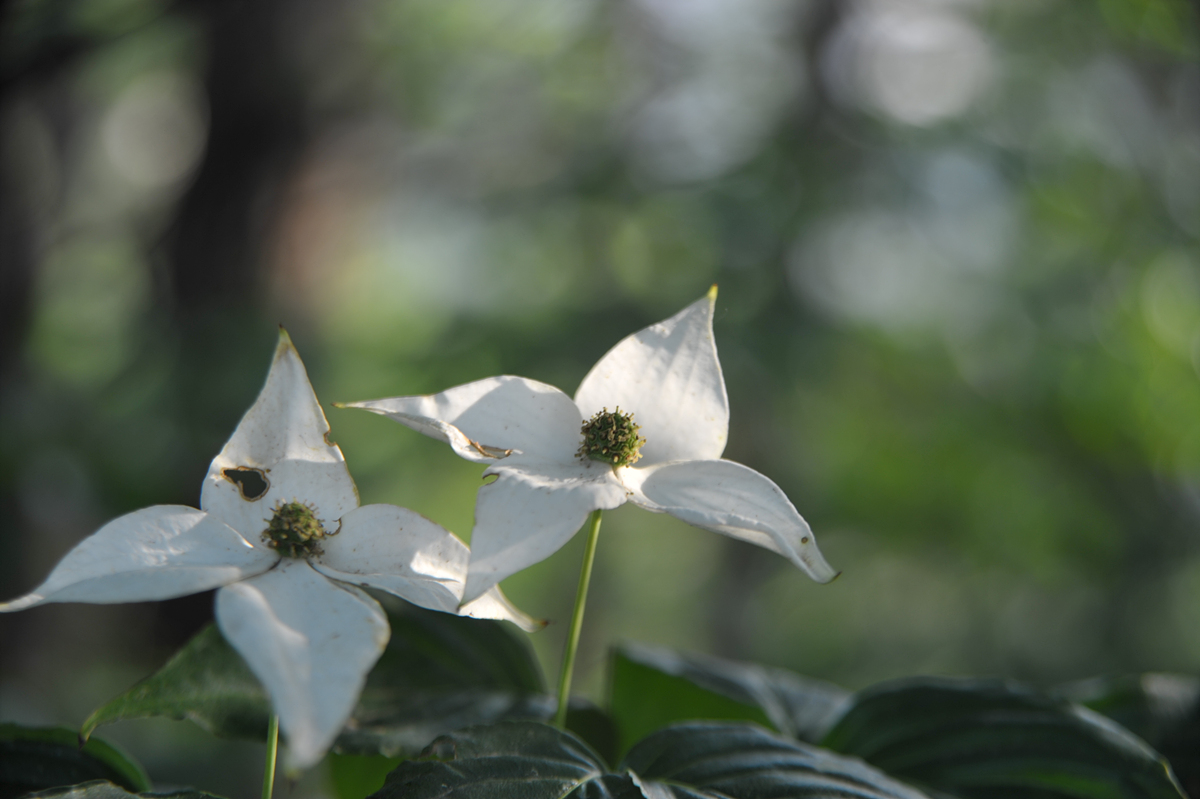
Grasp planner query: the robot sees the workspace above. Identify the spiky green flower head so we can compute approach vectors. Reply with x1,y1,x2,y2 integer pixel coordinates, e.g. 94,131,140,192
263,500,328,558
578,406,646,467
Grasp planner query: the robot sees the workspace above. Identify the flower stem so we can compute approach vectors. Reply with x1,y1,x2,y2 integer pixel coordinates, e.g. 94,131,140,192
261,714,279,799
554,509,603,728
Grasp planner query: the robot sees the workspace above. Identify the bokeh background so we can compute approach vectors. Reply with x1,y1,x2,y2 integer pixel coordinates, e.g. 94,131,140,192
3,0,1200,793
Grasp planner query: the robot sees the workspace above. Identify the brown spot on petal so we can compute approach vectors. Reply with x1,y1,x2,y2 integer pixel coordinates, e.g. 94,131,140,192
470,439,512,459
223,467,270,500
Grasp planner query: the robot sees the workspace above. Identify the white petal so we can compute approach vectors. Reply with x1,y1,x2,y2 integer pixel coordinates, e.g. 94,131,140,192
460,586,547,633
310,504,466,613
0,506,276,611
574,289,729,467
464,456,629,602
624,459,838,583
201,331,358,542
342,376,582,464
313,505,544,631
215,560,388,770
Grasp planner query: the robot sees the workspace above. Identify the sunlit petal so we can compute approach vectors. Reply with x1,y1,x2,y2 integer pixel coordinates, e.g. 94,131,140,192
624,459,838,583
344,376,582,463
311,504,465,613
0,506,276,611
574,289,728,466
201,331,358,543
464,456,629,602
460,586,547,633
215,560,388,770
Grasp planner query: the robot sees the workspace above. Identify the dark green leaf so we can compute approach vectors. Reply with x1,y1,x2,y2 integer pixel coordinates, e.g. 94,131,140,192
622,721,933,799
563,704,619,767
337,691,552,758
370,596,544,695
1061,674,1200,799
19,779,228,799
822,677,1186,799
335,596,548,757
82,600,549,759
371,721,609,799
0,724,150,799
610,642,849,753
80,625,269,742
611,644,771,755
329,754,405,799
374,719,933,799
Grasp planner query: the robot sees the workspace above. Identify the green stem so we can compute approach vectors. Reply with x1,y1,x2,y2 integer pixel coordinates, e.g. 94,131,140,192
554,509,603,729
261,715,279,799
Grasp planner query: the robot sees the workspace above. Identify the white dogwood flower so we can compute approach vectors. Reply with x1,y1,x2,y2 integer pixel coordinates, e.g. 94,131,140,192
345,288,837,603
0,332,536,769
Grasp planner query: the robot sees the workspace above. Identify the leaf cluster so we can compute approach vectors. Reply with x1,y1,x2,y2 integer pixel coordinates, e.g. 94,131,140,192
5,603,1199,799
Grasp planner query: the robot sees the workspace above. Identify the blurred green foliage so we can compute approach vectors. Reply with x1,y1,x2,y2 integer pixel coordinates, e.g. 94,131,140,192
2,0,1200,793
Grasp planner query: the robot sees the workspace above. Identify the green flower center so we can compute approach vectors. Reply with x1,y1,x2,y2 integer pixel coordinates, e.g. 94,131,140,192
578,407,645,467
262,501,327,558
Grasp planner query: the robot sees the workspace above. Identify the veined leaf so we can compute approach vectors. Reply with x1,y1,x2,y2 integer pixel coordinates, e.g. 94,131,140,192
339,595,546,757
373,719,934,799
372,721,610,799
83,600,551,760
822,677,1186,799
610,641,849,753
0,725,150,799
19,779,227,799
1061,674,1200,799
374,594,544,694
80,625,269,742
624,721,931,799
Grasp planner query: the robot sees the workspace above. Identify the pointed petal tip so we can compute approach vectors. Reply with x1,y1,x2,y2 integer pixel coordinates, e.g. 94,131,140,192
495,612,549,634
808,561,840,585
458,585,548,633
707,284,718,302
274,327,299,361
794,537,838,585
0,594,44,613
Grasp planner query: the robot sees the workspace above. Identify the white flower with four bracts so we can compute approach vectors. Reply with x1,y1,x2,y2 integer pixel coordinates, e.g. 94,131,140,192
0,332,536,770
346,287,838,603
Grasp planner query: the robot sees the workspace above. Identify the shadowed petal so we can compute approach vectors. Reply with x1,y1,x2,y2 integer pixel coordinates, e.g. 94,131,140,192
343,376,582,464
464,456,629,602
625,459,838,583
215,560,388,770
311,504,466,613
574,288,728,467
314,505,545,631
202,331,358,543
0,506,276,612
460,586,546,633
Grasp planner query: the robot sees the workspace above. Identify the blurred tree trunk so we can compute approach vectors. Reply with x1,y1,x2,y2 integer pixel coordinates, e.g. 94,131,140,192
0,0,320,656
165,0,308,314
150,0,314,648
0,0,67,375
0,0,35,631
